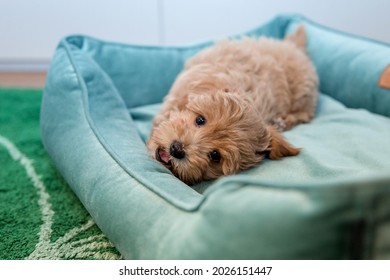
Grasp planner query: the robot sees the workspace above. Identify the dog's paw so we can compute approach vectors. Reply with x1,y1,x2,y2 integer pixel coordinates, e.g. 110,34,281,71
270,117,287,132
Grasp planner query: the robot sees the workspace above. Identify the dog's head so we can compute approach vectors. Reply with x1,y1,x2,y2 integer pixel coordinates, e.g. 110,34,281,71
147,90,300,184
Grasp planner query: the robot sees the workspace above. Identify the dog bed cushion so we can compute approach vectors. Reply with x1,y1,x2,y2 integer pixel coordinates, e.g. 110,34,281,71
41,14,390,259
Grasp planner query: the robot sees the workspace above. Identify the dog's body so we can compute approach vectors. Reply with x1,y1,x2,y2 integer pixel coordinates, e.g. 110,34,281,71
147,26,318,184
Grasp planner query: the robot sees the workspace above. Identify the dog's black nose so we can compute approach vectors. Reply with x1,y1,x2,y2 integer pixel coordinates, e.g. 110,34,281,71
169,141,185,159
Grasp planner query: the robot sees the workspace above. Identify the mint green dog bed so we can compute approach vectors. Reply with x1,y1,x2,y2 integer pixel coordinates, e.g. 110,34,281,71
41,15,390,259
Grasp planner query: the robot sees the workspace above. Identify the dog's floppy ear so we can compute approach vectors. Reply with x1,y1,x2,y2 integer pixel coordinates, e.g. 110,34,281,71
265,127,301,160
221,149,241,175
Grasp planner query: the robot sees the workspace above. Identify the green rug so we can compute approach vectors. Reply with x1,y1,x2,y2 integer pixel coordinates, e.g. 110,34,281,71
0,88,122,259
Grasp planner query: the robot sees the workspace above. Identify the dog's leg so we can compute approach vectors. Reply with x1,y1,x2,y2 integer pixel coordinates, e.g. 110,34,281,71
282,111,313,130
282,90,317,130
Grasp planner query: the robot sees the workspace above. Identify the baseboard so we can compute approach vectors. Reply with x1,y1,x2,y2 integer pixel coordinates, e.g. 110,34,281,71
0,60,50,72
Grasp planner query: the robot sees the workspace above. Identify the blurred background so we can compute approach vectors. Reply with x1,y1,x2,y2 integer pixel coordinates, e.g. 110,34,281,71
0,0,389,85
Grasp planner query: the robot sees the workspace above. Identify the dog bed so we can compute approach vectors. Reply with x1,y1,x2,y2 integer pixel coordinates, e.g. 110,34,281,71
41,14,390,259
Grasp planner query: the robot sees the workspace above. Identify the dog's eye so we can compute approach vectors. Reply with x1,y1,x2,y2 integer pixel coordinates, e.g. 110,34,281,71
195,115,207,126
209,150,221,163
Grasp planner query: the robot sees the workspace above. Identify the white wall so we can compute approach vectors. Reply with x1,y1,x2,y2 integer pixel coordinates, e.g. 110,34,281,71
0,0,389,71
163,0,390,45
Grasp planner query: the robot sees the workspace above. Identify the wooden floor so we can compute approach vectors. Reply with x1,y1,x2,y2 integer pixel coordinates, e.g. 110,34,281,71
0,72,47,88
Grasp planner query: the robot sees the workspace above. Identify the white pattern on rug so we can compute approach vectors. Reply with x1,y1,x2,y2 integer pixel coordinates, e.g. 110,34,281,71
0,135,121,260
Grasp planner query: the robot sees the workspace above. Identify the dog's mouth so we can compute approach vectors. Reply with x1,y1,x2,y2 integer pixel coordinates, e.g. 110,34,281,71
155,147,172,167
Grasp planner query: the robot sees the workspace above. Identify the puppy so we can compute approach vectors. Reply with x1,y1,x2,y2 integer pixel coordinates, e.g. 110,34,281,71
147,26,318,184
